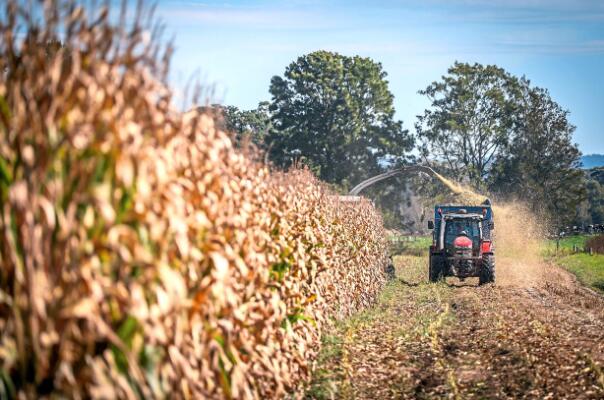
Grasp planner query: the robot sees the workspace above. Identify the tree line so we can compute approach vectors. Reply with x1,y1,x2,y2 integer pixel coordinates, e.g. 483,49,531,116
214,51,598,230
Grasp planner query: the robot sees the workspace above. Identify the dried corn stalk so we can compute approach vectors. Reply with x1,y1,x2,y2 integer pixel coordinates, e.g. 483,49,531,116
0,1,387,398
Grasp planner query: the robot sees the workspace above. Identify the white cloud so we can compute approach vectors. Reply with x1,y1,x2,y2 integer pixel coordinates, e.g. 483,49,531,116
157,5,334,30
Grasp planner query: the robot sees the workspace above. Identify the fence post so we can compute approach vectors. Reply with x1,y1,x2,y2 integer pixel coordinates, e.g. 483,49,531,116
589,247,593,256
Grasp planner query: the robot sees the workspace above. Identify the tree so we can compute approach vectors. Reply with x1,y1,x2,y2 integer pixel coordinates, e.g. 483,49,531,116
416,62,523,189
490,86,585,225
218,102,272,148
575,169,604,226
585,178,604,224
267,50,413,189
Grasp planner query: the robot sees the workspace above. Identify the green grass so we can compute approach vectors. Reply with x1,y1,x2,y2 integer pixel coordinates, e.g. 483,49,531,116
558,235,589,249
543,235,589,255
304,333,345,400
555,253,604,292
305,253,455,399
388,235,432,256
544,235,604,292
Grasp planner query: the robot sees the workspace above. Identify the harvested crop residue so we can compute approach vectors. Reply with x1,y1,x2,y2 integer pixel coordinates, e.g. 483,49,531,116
308,254,604,399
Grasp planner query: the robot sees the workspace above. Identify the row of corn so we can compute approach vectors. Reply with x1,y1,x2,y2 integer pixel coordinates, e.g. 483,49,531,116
0,1,388,398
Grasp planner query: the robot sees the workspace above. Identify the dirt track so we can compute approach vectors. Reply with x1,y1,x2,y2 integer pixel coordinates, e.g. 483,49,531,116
306,254,604,399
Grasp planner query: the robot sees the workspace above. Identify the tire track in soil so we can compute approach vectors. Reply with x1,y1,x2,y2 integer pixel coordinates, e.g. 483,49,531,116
306,255,604,399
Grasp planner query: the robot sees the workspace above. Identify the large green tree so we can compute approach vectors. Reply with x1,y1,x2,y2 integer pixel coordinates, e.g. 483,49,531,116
267,50,413,189
416,62,524,189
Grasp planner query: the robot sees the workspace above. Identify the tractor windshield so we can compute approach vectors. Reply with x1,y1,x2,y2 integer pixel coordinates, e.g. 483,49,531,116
444,218,481,250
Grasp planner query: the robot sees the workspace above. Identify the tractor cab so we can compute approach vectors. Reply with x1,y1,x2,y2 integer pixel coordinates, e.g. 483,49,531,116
442,213,482,256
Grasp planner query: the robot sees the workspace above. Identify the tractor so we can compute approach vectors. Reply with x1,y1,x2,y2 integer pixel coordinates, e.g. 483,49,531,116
427,201,495,284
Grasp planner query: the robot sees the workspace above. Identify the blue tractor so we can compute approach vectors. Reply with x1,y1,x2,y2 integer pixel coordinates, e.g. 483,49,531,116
427,201,495,284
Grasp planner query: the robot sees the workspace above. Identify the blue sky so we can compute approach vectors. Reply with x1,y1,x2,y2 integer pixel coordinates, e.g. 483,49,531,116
155,0,604,154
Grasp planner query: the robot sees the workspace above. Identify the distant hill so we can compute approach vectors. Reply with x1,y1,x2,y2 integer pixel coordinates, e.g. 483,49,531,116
581,154,604,169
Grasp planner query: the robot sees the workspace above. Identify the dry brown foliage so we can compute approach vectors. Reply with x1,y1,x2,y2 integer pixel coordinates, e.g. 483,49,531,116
586,235,604,255
0,1,387,398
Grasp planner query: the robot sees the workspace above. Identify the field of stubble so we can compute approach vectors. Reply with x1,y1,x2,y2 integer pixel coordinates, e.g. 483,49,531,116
307,252,604,399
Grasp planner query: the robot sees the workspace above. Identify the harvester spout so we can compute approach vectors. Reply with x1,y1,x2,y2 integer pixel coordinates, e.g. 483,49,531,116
348,165,439,195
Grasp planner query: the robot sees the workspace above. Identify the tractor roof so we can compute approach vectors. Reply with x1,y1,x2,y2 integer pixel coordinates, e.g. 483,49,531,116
434,205,494,222
443,213,484,220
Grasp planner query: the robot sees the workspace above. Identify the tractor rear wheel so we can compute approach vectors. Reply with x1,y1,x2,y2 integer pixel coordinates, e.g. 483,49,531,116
479,254,495,285
429,254,445,282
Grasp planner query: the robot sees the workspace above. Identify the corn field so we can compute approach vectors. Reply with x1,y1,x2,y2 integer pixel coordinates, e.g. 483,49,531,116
0,1,388,398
